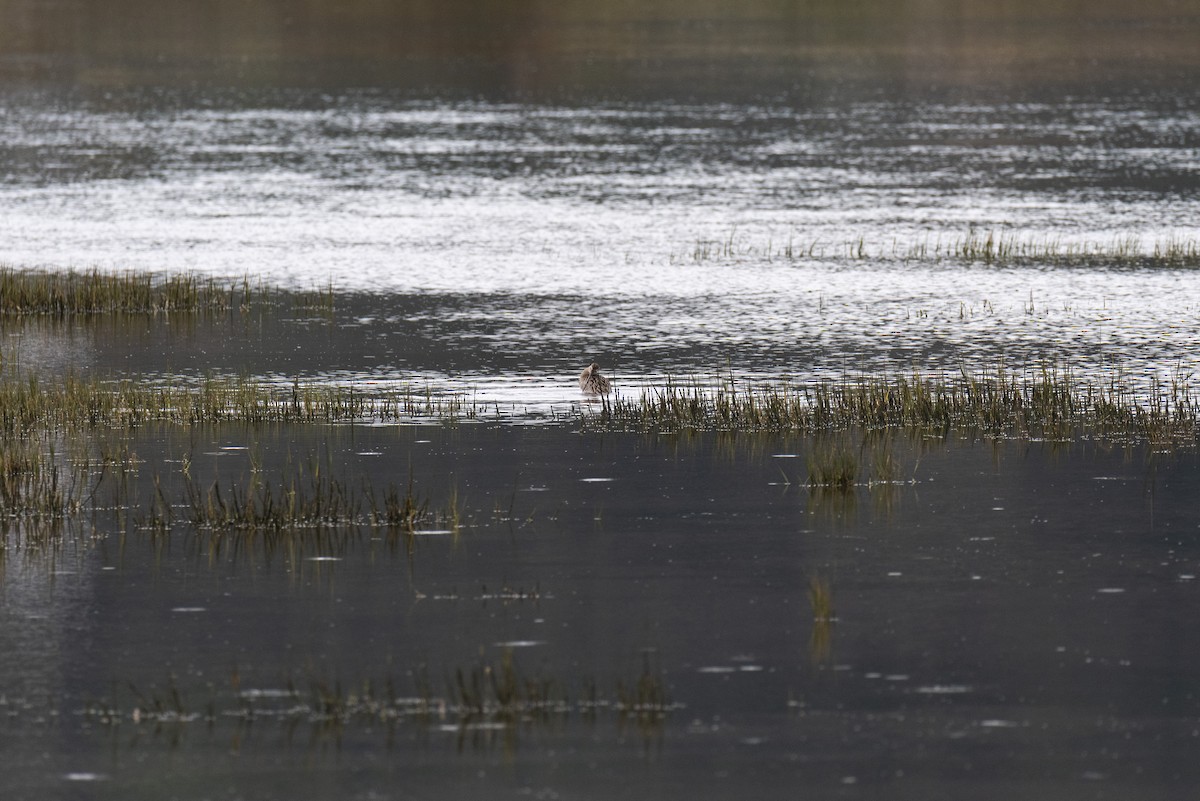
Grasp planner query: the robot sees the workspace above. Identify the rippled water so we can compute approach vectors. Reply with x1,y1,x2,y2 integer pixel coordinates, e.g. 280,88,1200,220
2,89,1199,411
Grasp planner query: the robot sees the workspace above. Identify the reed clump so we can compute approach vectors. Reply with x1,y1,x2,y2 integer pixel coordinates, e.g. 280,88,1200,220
807,444,857,490
0,267,338,316
583,366,1200,444
0,442,84,521
0,268,232,315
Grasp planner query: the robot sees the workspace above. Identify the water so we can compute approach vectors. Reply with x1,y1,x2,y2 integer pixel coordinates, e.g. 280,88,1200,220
3,427,1200,799
2,91,1200,416
4,4,1200,799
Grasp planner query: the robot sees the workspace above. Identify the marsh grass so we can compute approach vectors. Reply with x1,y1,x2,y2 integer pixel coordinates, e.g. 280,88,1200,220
0,374,478,433
614,651,673,721
291,282,336,313
0,267,338,316
680,229,1200,266
585,365,1200,444
807,443,857,490
939,231,1200,266
448,648,569,721
82,651,679,737
867,435,901,485
0,441,86,521
0,267,229,315
179,463,460,536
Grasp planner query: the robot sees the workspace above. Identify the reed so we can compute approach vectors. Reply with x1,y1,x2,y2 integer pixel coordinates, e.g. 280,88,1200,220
583,365,1200,444
0,267,338,316
181,464,459,535
0,374,479,433
0,441,85,521
83,652,678,735
184,467,357,531
807,443,857,490
614,651,673,723
0,267,231,315
680,230,1200,266
902,230,1199,265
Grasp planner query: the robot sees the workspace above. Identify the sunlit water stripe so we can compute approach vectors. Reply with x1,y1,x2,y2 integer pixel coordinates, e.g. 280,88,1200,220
0,95,1196,293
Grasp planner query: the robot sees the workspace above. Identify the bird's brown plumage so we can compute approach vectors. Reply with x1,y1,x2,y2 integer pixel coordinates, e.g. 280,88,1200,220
579,362,611,395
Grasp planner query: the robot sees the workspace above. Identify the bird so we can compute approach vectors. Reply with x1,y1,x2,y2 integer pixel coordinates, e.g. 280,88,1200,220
579,362,611,395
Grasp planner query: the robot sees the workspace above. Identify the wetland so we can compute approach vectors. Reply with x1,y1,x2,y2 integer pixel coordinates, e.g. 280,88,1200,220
3,2,1200,799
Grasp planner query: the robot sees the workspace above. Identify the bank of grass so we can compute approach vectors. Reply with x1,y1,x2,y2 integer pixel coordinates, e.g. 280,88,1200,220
583,366,1200,443
0,267,334,315
0,374,477,432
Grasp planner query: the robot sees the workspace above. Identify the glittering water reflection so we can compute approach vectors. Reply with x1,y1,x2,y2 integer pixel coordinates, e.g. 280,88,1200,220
2,92,1198,416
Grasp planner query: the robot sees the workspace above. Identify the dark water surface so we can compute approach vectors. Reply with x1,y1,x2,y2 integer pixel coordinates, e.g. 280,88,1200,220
3,425,1200,800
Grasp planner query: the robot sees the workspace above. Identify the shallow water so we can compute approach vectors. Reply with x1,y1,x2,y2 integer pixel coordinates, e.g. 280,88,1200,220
2,426,1200,800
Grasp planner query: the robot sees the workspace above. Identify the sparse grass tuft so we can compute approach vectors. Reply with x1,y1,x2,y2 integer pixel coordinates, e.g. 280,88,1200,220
81,650,680,746
807,443,857,490
0,441,85,521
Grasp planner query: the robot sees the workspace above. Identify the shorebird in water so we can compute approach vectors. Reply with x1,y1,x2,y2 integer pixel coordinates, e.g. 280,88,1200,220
579,362,611,395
